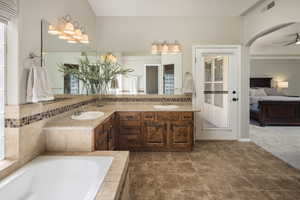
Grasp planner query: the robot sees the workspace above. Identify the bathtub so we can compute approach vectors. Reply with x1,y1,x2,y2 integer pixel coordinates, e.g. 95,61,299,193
0,156,113,200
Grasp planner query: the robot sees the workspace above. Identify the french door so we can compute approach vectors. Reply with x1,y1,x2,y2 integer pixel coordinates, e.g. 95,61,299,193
193,46,241,140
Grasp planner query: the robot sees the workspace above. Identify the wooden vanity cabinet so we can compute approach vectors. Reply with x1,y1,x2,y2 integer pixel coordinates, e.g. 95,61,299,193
142,112,194,151
117,112,142,150
105,115,116,151
95,111,194,151
94,114,115,151
94,124,108,150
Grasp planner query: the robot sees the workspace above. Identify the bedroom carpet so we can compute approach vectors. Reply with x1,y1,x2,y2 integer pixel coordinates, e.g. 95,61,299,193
129,141,300,200
250,124,300,170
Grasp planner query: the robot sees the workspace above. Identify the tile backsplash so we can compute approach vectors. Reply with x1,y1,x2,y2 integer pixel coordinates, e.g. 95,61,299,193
5,98,96,128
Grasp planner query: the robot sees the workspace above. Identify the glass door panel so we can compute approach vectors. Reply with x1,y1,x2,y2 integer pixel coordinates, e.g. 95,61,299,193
202,55,229,129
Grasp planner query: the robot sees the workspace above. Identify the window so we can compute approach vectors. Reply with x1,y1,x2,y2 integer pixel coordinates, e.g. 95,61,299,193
0,22,6,160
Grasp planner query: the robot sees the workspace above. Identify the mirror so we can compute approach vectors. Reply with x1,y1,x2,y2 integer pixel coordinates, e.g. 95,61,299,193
42,19,97,95
42,19,183,95
117,52,183,95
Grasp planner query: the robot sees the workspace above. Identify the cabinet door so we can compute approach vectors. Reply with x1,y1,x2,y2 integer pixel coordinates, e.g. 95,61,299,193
94,125,108,150
143,121,167,148
169,121,193,149
106,118,115,151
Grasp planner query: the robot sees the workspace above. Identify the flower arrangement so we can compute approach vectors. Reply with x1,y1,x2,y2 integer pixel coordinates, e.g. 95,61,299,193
58,52,133,94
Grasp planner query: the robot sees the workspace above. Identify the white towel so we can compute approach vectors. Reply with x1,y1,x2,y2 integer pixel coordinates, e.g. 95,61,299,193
183,72,194,94
26,66,54,103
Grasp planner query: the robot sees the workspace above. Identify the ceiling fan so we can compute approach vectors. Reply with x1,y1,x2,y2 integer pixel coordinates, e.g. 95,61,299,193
278,33,300,46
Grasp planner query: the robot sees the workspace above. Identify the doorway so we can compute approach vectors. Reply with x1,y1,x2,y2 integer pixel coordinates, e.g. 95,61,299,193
163,64,175,95
193,46,241,140
145,65,159,94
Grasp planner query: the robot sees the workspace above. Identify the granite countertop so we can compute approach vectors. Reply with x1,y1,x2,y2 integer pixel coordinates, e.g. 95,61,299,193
44,104,199,130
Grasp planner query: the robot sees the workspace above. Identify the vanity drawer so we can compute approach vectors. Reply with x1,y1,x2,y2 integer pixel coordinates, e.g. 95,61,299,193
118,112,141,121
157,112,180,121
181,112,194,121
119,121,141,135
143,112,156,121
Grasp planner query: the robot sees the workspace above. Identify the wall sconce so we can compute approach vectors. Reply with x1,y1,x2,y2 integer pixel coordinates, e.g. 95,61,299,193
278,81,289,88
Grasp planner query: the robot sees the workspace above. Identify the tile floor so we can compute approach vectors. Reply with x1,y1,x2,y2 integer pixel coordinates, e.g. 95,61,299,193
129,141,300,200
250,124,300,169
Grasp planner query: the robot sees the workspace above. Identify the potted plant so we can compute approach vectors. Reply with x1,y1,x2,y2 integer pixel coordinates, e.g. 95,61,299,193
58,53,133,94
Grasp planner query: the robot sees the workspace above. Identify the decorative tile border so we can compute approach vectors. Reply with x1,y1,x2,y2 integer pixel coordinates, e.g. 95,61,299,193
5,99,97,128
101,97,192,103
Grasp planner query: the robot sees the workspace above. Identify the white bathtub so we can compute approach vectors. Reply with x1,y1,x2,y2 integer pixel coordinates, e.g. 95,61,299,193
0,156,113,200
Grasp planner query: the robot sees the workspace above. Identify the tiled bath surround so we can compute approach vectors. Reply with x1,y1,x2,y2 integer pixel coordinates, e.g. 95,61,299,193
1,94,192,180
1,96,97,179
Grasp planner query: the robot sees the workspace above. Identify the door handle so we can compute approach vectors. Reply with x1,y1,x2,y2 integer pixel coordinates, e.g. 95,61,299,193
232,98,239,102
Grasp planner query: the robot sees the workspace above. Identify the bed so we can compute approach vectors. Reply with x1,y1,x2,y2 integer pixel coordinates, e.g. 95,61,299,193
250,78,300,126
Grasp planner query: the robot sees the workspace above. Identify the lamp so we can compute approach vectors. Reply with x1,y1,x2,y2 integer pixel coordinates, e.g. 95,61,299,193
278,81,289,88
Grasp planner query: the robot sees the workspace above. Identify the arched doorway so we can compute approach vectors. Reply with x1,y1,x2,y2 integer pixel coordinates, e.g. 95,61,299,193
245,22,300,169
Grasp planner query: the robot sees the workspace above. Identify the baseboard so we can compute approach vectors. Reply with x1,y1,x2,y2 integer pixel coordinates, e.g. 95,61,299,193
238,138,251,142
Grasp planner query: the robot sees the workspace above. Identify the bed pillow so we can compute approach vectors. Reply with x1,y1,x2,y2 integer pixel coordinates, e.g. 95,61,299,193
264,88,283,96
251,88,267,96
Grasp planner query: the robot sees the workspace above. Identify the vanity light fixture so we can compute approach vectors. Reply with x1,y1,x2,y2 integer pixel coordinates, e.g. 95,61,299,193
151,40,181,54
48,15,90,45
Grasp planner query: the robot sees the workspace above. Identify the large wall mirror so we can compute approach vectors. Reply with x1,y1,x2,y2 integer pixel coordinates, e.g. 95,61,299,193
42,20,183,95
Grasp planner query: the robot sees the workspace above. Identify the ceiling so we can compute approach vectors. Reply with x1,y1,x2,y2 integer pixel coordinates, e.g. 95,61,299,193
251,23,300,56
88,0,262,17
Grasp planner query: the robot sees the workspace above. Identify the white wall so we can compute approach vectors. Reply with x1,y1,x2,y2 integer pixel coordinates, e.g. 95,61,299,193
250,59,300,95
8,0,96,104
96,16,242,74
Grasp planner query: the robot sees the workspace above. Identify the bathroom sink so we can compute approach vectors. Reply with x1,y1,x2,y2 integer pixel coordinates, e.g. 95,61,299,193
71,111,105,120
153,105,179,110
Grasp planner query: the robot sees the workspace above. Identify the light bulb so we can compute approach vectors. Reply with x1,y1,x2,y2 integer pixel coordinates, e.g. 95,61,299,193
80,34,89,44
48,25,60,35
151,43,159,54
73,29,83,40
63,22,75,35
67,38,78,43
58,33,70,40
